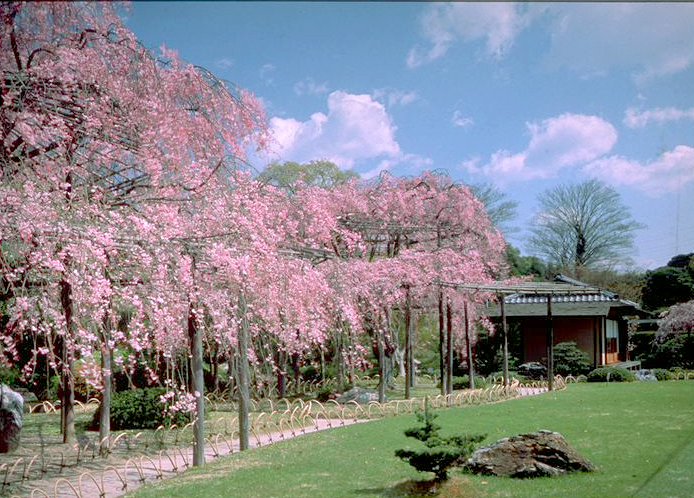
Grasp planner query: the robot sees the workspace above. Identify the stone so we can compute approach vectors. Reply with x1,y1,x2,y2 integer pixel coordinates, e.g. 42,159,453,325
517,362,547,380
465,430,595,478
336,387,380,404
0,385,24,453
635,370,658,382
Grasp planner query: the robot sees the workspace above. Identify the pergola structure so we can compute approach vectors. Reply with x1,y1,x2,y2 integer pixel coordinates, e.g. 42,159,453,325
437,280,604,391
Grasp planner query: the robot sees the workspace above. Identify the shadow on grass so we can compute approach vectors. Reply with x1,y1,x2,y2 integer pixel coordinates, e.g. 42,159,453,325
355,477,481,497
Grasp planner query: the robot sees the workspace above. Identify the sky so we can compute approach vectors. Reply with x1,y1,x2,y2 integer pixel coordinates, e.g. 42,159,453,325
125,2,694,270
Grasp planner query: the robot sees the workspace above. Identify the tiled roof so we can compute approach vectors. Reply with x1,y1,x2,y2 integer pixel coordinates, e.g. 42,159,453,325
505,293,618,305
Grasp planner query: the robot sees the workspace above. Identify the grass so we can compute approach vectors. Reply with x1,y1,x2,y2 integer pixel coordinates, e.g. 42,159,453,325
129,381,694,498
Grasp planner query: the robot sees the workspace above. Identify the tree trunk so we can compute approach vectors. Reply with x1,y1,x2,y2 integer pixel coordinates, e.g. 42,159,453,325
189,302,205,467
59,278,76,444
276,348,286,399
238,292,250,451
464,301,475,390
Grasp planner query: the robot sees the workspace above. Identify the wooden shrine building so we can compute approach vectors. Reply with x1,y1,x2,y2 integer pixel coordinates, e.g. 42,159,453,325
484,275,648,368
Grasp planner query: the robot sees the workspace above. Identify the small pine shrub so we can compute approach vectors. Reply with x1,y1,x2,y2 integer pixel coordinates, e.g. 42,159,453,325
91,387,192,430
395,402,485,481
587,367,635,383
553,342,592,376
650,368,674,381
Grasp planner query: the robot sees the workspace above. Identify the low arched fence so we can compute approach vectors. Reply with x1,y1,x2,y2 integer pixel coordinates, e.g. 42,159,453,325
4,375,578,497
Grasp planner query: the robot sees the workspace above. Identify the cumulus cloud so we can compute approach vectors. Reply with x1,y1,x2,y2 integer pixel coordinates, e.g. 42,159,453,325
407,3,533,68
269,91,401,170
624,106,694,129
464,114,617,181
451,110,474,128
543,4,694,81
584,146,694,197
293,77,329,97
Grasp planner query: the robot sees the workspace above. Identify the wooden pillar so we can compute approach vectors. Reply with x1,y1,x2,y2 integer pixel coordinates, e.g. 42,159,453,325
445,299,453,397
546,295,554,392
438,290,446,395
377,327,386,403
464,301,475,389
238,292,250,451
500,294,509,390
99,312,112,456
405,286,412,399
189,302,205,466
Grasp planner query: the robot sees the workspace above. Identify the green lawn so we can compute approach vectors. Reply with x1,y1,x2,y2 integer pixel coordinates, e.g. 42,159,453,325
130,381,694,498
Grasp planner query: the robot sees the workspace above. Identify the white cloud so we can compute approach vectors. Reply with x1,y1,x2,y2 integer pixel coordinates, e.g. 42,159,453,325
584,145,694,197
407,3,533,68
372,88,419,107
543,4,694,81
214,57,234,70
624,106,694,129
293,77,329,97
464,114,617,182
269,91,401,169
260,63,275,86
451,110,474,128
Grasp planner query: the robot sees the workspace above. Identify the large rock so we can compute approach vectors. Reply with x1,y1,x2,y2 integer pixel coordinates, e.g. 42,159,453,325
0,385,24,453
336,387,380,404
465,430,595,478
517,362,547,380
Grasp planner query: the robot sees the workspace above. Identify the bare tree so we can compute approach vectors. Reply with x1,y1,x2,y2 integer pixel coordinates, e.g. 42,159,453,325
528,179,644,269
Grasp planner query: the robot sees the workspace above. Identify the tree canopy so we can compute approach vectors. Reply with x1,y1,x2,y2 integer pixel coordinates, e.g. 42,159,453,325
527,179,643,270
258,160,359,193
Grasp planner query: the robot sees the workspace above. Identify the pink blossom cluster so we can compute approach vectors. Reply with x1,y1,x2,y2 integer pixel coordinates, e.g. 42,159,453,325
0,2,511,417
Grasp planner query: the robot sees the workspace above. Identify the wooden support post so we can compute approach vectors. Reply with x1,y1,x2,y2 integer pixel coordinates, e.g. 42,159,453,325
438,290,446,395
464,301,475,390
405,286,412,399
546,295,554,392
500,294,509,390
99,312,112,456
238,292,250,451
189,302,205,466
377,327,386,403
446,299,453,397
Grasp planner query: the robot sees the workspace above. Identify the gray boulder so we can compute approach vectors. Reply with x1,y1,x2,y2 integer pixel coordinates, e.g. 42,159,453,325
336,387,380,404
0,385,24,453
635,370,658,382
466,430,595,478
517,362,547,380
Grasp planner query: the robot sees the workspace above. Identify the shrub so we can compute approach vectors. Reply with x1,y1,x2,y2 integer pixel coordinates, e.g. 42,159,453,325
587,367,635,383
651,368,674,381
576,374,588,383
91,387,192,430
448,376,489,390
395,402,485,481
553,342,592,376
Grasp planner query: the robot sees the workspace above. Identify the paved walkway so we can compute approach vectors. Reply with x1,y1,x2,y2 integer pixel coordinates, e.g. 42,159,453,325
19,387,548,498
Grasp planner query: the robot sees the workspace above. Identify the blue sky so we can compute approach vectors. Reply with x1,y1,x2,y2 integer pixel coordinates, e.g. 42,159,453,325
126,2,694,270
